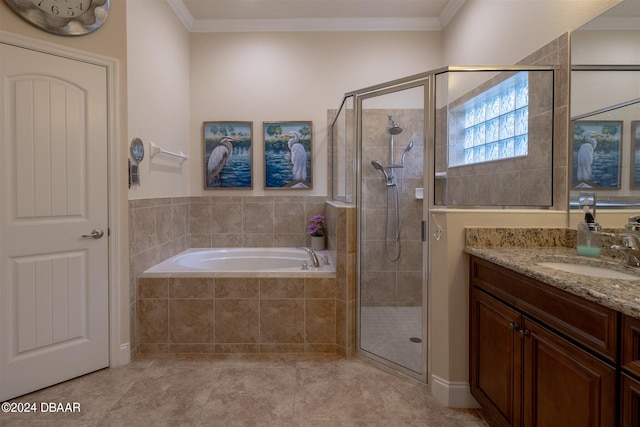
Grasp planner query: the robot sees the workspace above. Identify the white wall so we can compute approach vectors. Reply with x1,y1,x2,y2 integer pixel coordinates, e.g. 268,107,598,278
189,31,441,196
442,0,621,66
129,0,622,199
127,0,191,200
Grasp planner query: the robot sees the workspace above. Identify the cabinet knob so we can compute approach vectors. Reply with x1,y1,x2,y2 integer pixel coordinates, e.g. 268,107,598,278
510,321,520,330
519,329,530,338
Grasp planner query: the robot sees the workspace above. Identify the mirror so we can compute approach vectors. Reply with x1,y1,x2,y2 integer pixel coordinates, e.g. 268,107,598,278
570,0,640,208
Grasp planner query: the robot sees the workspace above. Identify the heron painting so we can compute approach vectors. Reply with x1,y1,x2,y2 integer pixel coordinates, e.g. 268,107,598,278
632,121,640,188
203,121,253,189
572,121,621,189
264,121,312,189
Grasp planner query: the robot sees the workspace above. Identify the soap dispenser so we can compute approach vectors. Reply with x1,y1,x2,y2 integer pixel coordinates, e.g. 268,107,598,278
576,206,602,257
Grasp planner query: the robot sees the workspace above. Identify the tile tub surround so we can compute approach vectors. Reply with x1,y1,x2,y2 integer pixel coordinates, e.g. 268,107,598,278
137,275,337,354
129,195,330,357
189,195,328,248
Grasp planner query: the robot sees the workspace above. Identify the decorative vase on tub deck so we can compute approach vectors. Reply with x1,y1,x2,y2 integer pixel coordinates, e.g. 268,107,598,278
311,235,325,250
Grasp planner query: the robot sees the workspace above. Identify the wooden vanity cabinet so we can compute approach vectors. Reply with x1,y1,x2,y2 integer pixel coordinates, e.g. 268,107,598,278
621,315,640,426
621,373,640,427
470,256,618,427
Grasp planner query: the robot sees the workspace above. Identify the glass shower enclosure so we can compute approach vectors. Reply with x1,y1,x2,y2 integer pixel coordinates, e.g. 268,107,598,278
358,82,426,376
331,65,556,383
333,77,428,380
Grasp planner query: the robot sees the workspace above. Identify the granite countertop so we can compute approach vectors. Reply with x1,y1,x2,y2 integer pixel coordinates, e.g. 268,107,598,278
465,246,640,319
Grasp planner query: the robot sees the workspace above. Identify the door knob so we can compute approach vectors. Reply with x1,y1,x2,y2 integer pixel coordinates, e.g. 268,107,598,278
82,229,104,239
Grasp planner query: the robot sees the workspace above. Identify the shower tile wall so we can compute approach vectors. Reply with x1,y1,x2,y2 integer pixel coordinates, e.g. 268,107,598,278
326,202,357,356
361,109,424,307
434,34,570,208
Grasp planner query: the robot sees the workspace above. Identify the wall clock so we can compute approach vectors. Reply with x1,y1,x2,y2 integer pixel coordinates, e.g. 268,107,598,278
3,0,109,36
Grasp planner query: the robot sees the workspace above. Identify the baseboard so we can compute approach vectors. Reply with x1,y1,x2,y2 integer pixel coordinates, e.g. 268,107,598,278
431,375,480,408
115,343,131,366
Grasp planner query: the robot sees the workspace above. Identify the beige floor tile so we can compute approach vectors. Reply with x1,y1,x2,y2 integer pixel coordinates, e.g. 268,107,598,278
197,367,295,421
101,366,217,424
1,356,488,427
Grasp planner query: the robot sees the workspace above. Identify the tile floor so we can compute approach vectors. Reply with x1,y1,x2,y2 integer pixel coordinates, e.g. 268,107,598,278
1,354,488,426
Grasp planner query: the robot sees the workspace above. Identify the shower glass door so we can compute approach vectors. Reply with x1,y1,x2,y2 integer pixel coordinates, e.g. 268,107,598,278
357,81,426,377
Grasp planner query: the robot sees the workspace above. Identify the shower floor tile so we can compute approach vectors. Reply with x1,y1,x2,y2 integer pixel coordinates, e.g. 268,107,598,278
360,306,423,373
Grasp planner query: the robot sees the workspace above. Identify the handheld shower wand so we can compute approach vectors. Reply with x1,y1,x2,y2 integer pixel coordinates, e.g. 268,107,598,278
400,141,414,167
371,160,395,187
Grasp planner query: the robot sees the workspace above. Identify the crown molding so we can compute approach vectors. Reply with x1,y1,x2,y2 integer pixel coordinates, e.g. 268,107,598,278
166,0,449,32
190,17,440,32
438,0,466,28
166,0,195,31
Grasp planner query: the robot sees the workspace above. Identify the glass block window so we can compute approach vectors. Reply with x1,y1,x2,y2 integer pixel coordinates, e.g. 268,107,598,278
451,72,529,167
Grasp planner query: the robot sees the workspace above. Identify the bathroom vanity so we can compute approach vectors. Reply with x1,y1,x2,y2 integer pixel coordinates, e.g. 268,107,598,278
466,247,640,427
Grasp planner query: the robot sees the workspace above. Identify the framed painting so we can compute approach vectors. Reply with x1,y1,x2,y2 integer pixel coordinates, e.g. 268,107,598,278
203,121,253,189
571,120,622,189
264,121,313,189
631,121,640,189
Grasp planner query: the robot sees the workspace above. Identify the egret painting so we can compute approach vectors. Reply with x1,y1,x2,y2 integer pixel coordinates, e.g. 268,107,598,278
572,121,621,189
203,121,253,189
632,121,640,188
264,121,312,189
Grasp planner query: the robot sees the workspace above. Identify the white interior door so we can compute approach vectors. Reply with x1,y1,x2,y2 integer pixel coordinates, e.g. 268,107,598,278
0,43,109,401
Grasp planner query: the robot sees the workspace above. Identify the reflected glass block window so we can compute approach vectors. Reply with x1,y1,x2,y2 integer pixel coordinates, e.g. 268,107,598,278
451,72,529,166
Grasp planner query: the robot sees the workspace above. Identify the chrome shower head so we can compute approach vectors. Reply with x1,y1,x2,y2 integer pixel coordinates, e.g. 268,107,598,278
387,115,402,135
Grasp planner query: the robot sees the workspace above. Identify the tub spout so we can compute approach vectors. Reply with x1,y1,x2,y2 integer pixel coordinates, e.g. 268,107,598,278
298,246,319,268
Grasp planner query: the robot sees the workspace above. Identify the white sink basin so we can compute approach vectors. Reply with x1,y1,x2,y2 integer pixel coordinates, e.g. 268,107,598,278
537,262,639,280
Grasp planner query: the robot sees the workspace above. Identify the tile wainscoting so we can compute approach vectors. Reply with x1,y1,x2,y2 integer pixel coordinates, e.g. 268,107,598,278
129,197,356,358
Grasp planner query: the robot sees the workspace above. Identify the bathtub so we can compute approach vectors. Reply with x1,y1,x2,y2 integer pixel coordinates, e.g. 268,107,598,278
142,247,335,277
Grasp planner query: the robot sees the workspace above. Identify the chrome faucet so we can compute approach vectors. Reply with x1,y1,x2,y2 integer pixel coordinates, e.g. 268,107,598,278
298,246,319,268
605,232,640,267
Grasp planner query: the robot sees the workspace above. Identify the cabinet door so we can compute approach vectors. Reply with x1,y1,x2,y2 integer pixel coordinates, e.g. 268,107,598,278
470,288,522,427
522,318,616,427
621,373,640,427
622,315,640,377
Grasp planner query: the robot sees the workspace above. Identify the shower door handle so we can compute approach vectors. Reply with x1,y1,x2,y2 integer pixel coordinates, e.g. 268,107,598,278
421,220,426,242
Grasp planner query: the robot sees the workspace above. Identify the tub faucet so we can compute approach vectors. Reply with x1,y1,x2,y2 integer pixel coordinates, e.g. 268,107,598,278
298,246,319,268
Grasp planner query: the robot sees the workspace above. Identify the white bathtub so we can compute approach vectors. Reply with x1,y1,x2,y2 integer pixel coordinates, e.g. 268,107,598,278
142,247,335,277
